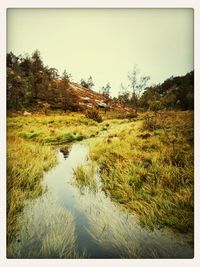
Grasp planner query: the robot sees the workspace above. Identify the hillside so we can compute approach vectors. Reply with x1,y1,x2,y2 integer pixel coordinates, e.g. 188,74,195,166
66,81,133,112
140,71,194,110
7,51,193,114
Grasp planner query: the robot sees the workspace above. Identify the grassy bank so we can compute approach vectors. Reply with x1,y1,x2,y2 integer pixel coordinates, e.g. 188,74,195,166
89,111,194,234
7,134,56,243
7,113,100,144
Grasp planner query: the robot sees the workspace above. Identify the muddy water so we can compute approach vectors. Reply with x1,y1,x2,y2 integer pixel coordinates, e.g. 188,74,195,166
8,143,193,258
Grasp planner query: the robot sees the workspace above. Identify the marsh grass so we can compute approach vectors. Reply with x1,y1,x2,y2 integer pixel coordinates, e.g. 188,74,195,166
89,111,194,234
8,113,100,144
7,134,57,243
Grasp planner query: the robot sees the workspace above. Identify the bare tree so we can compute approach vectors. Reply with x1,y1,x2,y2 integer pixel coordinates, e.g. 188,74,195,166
128,65,150,115
117,83,130,107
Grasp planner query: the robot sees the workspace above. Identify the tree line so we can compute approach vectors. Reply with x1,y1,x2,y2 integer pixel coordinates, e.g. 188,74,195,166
115,66,193,112
140,71,194,111
7,50,194,112
7,50,96,112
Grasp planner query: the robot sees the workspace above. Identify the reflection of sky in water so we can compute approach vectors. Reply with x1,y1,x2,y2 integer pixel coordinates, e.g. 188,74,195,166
8,143,194,258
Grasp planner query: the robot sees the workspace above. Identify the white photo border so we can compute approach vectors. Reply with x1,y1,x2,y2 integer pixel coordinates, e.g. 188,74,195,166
0,1,199,267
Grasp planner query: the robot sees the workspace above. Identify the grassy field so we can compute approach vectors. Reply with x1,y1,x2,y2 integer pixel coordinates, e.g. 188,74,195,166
89,110,194,234
7,110,194,247
7,113,99,144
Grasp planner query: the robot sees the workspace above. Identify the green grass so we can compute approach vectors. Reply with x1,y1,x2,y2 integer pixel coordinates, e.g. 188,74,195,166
89,111,194,234
7,113,100,144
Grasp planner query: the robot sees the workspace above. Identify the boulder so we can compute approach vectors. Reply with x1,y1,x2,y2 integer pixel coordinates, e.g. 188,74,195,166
23,111,32,116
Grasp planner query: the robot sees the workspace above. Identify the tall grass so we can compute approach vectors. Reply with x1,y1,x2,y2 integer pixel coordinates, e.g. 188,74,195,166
89,111,194,234
7,134,57,243
73,163,98,192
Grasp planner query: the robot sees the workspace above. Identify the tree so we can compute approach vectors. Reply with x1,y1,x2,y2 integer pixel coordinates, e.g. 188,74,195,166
139,71,194,111
128,66,150,114
6,52,29,110
7,66,26,110
60,70,70,112
59,70,78,112
47,68,59,80
101,82,111,99
87,76,94,88
117,83,131,107
140,85,161,109
30,50,44,99
80,76,94,89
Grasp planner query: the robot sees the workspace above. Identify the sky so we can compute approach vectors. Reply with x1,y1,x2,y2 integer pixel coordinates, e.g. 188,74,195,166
7,8,194,97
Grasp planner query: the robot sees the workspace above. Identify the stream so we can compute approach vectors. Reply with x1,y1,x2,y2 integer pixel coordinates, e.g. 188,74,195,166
8,142,194,259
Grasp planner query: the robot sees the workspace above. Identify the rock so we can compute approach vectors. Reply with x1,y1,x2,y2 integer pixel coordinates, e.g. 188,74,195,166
23,111,32,116
98,101,108,108
86,103,93,108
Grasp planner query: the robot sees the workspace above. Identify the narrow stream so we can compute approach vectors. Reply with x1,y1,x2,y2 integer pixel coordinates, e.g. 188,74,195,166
8,142,193,259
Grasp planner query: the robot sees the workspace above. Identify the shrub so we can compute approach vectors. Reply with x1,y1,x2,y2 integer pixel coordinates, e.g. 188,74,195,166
115,112,137,120
85,109,102,123
126,112,137,119
142,115,156,131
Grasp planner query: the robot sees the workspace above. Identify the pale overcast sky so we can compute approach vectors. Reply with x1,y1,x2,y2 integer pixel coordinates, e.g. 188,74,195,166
7,9,193,96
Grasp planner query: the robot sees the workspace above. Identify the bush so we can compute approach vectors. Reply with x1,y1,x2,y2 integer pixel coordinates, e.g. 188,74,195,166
142,115,156,131
114,111,137,120
85,109,102,123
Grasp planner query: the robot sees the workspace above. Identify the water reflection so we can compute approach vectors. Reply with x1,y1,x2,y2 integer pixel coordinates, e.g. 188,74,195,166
60,146,70,159
8,143,194,258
